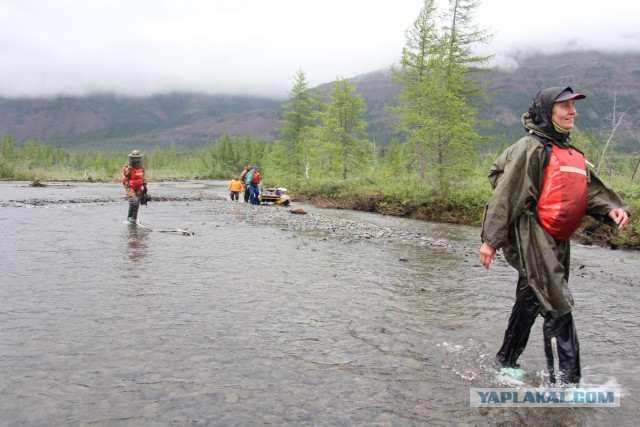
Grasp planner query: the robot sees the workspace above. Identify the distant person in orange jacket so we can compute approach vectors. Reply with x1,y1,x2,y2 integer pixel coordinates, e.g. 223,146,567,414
228,177,243,201
121,149,148,223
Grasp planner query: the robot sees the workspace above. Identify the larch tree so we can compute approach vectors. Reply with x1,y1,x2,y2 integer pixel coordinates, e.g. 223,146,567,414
390,0,439,181
278,69,320,178
392,0,492,195
318,77,369,180
1,133,16,161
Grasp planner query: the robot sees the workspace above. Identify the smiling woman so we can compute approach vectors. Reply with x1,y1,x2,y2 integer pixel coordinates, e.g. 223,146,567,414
551,89,585,132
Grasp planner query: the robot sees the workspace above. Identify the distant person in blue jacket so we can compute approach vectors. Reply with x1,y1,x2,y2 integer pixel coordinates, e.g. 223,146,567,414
245,166,261,205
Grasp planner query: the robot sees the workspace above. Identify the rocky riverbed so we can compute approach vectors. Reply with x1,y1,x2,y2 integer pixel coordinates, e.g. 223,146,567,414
7,181,631,283
4,183,495,261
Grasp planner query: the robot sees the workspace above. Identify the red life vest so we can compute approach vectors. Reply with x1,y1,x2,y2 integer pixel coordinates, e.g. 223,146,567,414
536,144,588,241
122,163,146,190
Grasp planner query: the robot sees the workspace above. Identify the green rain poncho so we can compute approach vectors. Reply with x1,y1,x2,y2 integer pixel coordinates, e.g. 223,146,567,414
481,88,629,316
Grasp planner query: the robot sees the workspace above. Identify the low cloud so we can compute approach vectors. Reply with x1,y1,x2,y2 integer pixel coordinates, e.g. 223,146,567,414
1,0,638,99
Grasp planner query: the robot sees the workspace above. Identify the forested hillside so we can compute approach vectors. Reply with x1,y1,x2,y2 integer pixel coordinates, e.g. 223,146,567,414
0,94,281,150
1,51,639,151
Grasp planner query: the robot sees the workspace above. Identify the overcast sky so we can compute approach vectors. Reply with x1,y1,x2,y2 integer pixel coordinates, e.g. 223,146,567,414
1,0,639,99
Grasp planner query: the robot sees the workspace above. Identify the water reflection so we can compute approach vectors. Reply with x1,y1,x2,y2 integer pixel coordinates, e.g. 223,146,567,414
125,224,149,269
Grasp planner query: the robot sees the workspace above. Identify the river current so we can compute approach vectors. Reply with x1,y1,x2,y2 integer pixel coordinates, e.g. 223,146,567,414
1,180,638,426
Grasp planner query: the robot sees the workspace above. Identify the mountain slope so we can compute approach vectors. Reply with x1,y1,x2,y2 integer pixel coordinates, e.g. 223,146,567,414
0,94,282,150
1,51,639,151
479,51,640,147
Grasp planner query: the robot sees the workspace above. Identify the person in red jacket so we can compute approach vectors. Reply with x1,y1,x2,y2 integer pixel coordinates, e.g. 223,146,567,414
121,149,148,223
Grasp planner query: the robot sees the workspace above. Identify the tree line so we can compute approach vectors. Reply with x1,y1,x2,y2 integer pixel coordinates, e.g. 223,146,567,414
1,0,638,196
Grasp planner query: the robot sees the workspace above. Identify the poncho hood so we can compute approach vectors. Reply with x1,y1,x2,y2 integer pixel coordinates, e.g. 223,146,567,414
521,87,576,146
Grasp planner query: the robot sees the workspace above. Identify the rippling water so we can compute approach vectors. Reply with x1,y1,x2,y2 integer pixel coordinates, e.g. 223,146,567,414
1,181,639,426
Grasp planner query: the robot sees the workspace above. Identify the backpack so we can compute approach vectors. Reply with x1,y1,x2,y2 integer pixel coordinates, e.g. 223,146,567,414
250,172,260,185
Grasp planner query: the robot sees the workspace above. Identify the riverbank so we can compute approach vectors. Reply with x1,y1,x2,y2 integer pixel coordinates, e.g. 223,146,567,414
300,197,640,250
3,180,478,257
4,179,635,293
282,174,640,250
8,178,640,250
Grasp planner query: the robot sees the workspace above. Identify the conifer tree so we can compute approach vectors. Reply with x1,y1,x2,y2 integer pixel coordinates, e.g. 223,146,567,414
382,137,408,179
1,133,16,161
392,0,492,195
278,69,320,178
319,77,369,180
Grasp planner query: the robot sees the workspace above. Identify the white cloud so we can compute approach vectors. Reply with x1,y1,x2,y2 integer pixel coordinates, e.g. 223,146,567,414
1,0,638,99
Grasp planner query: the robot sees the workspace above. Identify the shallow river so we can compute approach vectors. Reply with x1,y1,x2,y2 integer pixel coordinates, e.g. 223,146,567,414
1,180,639,426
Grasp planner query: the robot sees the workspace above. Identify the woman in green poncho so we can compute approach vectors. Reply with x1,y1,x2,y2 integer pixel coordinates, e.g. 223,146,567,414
479,87,629,385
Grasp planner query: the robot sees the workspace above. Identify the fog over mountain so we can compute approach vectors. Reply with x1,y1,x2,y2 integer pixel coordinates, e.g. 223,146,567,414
1,51,639,152
1,0,639,99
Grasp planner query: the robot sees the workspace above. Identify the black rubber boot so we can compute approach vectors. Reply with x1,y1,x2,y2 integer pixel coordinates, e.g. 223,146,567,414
131,200,140,222
543,312,581,385
127,202,135,223
495,275,542,368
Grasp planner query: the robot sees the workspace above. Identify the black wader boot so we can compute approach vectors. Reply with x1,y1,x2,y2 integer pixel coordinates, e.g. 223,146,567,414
496,275,542,368
127,201,134,223
543,312,581,385
128,200,139,223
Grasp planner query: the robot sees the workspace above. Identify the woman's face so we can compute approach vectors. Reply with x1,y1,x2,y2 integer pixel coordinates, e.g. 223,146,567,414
551,100,577,130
